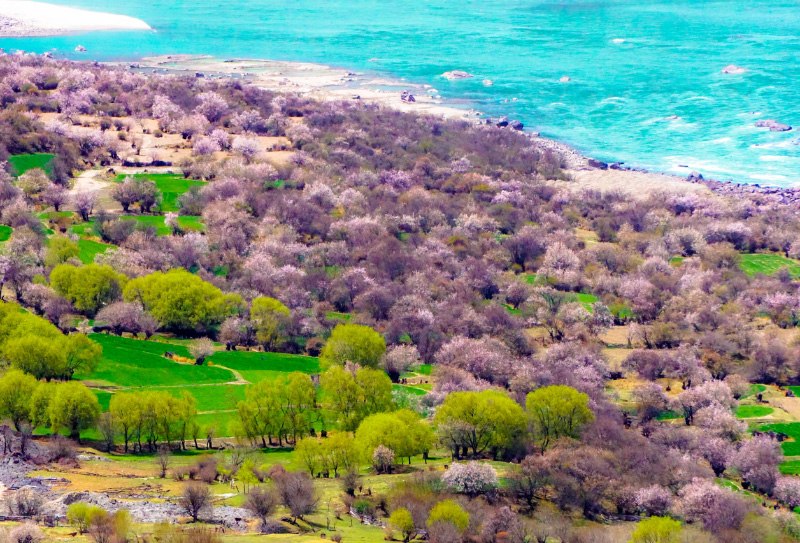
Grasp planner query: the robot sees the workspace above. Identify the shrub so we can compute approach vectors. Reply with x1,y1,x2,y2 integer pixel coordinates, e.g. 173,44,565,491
427,500,469,532
7,523,45,543
629,516,682,543
67,502,105,533
181,482,212,522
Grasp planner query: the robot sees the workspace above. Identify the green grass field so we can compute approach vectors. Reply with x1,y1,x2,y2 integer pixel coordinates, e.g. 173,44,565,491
143,384,245,412
739,253,800,277
115,173,206,212
208,350,320,384
93,390,113,411
120,215,203,235
736,405,774,418
0,225,12,242
78,239,116,264
394,384,427,396
77,334,234,387
758,422,800,440
780,460,800,475
8,153,54,176
782,441,800,456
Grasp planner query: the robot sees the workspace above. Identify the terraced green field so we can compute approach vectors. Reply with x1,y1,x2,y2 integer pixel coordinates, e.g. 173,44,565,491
77,334,234,387
115,173,206,212
142,384,245,412
78,239,116,264
208,350,320,384
758,422,800,439
120,214,203,235
736,405,774,418
8,153,54,176
739,253,800,277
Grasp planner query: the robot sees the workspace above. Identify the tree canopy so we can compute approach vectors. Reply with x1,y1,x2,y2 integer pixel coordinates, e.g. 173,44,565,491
51,263,127,316
526,385,594,451
434,389,527,457
320,323,386,369
123,269,243,333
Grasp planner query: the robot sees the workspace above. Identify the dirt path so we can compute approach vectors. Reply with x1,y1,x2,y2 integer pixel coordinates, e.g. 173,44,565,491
70,169,109,195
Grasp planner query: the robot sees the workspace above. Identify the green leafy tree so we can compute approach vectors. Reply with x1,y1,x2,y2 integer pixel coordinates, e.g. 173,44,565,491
250,296,291,350
283,372,318,442
320,323,386,368
321,431,359,476
45,236,80,268
0,302,93,380
109,392,141,453
124,269,243,333
49,381,101,439
295,437,322,475
355,409,434,465
3,335,67,381
629,516,683,543
389,508,416,543
434,389,526,458
51,264,127,316
0,369,37,430
427,500,469,533
237,379,281,447
67,502,106,534
30,381,56,428
63,333,102,379
321,366,393,431
526,385,594,451
175,390,198,450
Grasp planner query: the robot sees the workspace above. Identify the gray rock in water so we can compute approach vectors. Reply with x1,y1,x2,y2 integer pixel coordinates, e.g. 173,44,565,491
559,76,571,82
75,45,87,52
721,64,746,74
756,119,792,132
495,117,509,128
510,120,524,131
442,70,473,80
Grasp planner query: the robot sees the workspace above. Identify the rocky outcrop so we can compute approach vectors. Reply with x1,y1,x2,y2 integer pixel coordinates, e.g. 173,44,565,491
441,70,473,80
559,76,571,82
46,490,253,530
482,79,493,86
756,119,792,132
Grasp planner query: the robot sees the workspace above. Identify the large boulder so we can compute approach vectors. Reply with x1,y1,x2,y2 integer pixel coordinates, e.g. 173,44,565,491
442,70,473,80
721,64,746,74
756,119,792,132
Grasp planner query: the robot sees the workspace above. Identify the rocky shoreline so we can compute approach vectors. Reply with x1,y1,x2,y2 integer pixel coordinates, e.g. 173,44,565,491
119,55,799,201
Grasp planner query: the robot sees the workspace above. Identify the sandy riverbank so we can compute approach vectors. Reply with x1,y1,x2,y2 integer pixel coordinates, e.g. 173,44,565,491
134,55,484,122
0,1,151,37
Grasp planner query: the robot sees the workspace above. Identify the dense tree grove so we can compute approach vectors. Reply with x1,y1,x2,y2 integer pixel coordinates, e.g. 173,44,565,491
3,54,800,542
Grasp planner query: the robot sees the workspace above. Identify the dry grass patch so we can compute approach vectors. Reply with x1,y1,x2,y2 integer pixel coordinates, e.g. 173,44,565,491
603,347,629,371
600,325,630,347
